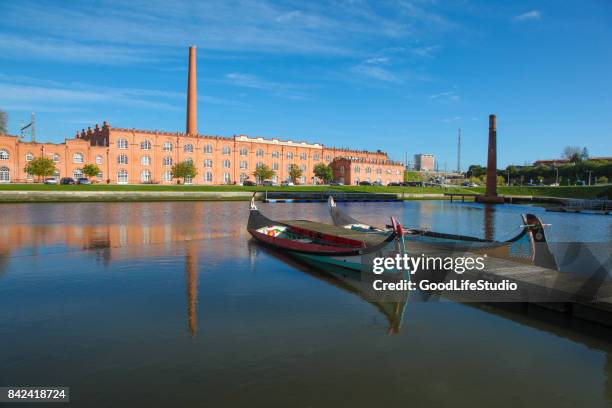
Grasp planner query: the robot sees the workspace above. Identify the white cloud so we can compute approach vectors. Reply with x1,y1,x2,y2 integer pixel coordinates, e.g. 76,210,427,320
0,0,454,63
513,10,541,22
429,91,459,101
351,64,398,82
442,116,461,122
225,73,309,100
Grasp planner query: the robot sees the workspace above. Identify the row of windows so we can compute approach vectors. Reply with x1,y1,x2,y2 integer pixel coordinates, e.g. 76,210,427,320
112,140,330,161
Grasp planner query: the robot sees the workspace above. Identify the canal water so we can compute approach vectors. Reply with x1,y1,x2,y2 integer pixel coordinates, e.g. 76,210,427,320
0,201,611,407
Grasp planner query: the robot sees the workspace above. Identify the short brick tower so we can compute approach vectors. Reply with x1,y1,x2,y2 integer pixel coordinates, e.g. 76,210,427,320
476,114,505,204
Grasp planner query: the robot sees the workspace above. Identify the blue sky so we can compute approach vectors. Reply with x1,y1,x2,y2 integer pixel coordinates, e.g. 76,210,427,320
0,0,610,168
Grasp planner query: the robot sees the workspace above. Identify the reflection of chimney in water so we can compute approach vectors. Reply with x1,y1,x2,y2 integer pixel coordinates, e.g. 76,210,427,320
186,242,198,337
485,114,497,197
483,205,495,242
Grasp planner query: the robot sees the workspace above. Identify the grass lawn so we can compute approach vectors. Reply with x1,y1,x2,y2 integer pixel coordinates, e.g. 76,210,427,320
0,183,609,199
462,185,611,199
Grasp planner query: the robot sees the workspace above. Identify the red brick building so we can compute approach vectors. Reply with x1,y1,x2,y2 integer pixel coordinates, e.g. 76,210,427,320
330,157,403,185
0,46,403,185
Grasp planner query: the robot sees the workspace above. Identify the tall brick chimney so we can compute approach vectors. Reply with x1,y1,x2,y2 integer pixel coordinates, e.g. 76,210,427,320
485,114,497,197
186,46,197,135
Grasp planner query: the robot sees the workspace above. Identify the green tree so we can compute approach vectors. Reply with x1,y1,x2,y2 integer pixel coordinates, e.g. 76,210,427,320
597,176,609,185
171,161,197,184
82,163,100,180
313,163,333,183
0,110,7,134
288,164,302,183
24,157,56,182
563,146,583,163
467,164,486,178
252,163,275,183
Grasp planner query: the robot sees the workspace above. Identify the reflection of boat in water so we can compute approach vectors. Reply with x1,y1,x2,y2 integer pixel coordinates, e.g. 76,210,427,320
328,197,558,269
249,240,409,334
247,196,406,272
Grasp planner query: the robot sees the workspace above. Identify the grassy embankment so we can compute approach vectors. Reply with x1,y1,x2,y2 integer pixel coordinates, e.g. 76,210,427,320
0,183,609,202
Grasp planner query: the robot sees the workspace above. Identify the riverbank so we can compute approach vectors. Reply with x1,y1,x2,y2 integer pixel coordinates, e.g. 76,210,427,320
0,184,608,202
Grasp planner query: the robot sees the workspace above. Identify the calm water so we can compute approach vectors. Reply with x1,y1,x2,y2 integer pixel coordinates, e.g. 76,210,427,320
0,201,611,407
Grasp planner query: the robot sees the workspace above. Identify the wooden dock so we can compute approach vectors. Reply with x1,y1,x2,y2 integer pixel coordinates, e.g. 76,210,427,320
410,241,612,327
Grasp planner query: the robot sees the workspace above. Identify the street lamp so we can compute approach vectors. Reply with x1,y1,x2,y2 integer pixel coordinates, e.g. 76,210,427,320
506,170,510,186
588,170,593,186
555,167,559,186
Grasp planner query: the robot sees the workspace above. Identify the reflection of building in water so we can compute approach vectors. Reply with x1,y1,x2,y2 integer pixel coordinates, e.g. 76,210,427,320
185,241,199,337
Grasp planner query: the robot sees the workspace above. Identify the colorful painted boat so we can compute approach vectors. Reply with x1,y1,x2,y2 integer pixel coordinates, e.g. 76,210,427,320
247,197,406,272
327,196,558,269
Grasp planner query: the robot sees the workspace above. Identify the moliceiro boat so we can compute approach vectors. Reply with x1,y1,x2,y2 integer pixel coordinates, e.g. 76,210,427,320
247,196,407,273
327,196,558,270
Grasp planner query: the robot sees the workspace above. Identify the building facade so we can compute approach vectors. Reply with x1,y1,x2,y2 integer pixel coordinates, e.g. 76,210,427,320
414,154,435,171
0,122,402,185
330,157,403,185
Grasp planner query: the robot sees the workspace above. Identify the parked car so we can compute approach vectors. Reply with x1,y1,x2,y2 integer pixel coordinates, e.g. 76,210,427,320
281,181,295,186
242,180,256,186
43,177,58,184
402,181,423,187
462,181,479,187
358,180,372,186
387,182,401,186
372,181,382,186
77,178,91,185
60,177,75,185
261,180,277,186
329,180,344,186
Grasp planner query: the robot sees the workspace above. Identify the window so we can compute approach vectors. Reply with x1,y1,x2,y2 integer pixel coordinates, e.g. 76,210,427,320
117,138,128,149
52,154,60,162
300,164,306,172
287,152,293,160
313,154,319,161
300,153,307,160
272,163,279,171
256,162,264,169
300,176,306,184
185,175,192,185
223,159,231,168
25,152,33,161
117,154,128,165
240,160,248,169
53,170,60,177
377,168,382,174
239,147,248,156
163,171,172,182
163,141,173,151
0,166,10,182
0,150,9,160
396,170,401,176
240,173,248,183
117,169,128,184
141,156,151,166
366,167,371,174
222,146,231,155
325,155,331,162
184,144,193,153
141,170,151,183
386,169,391,174
163,156,173,166
204,159,213,168
73,168,83,179
272,150,279,158
205,171,213,182
95,155,103,165
96,172,102,181
204,144,213,154
73,153,84,163
223,173,231,183
140,140,151,150
355,166,360,173
185,157,193,165
256,149,264,157
340,166,345,174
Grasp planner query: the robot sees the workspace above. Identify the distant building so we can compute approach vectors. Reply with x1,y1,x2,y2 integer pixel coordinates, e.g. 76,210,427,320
330,157,404,185
414,154,435,171
533,157,612,166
